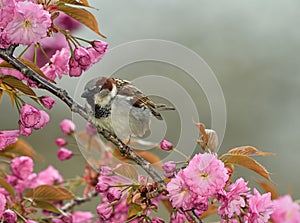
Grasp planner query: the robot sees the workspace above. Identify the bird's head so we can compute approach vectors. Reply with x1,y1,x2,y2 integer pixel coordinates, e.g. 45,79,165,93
81,77,117,108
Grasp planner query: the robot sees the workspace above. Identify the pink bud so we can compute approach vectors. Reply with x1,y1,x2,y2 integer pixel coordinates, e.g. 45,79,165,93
92,40,108,53
97,203,113,220
160,139,173,151
74,46,91,70
20,104,41,128
0,130,19,150
59,119,75,135
3,209,17,223
69,58,82,77
19,124,32,136
33,110,50,130
55,138,67,147
106,188,122,202
162,161,176,178
57,148,73,161
41,96,56,109
99,166,113,176
95,182,109,193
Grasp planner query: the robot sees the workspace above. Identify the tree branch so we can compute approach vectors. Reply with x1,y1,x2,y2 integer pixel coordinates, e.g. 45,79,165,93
0,47,202,223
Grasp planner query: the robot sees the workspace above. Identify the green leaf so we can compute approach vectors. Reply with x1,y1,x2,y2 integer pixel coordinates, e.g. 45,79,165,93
2,76,36,97
57,5,106,37
0,177,15,197
25,185,74,202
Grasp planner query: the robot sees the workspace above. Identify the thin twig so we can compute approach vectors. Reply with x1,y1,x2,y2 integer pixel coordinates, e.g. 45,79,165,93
61,190,98,211
0,47,202,223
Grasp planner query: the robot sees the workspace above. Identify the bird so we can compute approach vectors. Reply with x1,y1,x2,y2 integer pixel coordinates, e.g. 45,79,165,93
81,77,174,140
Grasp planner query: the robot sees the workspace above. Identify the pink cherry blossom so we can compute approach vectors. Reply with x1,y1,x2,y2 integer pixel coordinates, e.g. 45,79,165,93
2,209,17,223
271,195,300,223
162,161,176,178
0,193,6,218
20,104,41,128
248,189,274,223
41,48,70,80
0,0,15,28
6,173,38,194
6,1,51,45
160,139,173,151
60,119,76,135
0,130,19,150
32,110,50,130
37,165,63,185
218,178,250,219
97,203,113,221
57,147,73,161
10,156,34,180
166,169,195,211
41,96,56,109
184,153,228,197
72,211,93,223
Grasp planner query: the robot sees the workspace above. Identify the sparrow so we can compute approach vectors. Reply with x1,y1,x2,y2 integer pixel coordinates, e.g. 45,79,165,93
81,77,173,139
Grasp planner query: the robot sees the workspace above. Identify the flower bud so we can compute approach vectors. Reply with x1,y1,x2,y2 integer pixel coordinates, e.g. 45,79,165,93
60,119,75,135
57,148,73,161
160,139,173,151
3,209,17,223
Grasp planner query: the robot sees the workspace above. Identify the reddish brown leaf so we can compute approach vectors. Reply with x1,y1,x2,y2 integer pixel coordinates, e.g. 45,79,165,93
57,5,106,37
223,155,272,181
201,204,218,219
2,75,36,97
57,0,91,7
0,177,15,197
25,185,74,201
227,146,274,156
33,200,65,215
1,139,40,160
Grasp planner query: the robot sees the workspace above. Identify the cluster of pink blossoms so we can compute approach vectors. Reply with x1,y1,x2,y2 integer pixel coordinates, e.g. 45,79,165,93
0,156,94,223
0,0,51,47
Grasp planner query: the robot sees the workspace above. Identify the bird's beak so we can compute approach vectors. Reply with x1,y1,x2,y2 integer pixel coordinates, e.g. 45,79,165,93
81,90,92,98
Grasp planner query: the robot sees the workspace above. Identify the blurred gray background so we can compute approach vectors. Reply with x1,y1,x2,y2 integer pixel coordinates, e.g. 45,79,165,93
1,0,300,219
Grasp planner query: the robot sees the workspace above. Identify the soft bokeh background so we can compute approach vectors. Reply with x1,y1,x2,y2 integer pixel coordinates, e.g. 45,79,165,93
1,0,300,220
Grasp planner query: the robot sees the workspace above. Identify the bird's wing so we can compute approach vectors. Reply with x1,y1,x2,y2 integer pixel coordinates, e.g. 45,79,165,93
113,78,163,120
